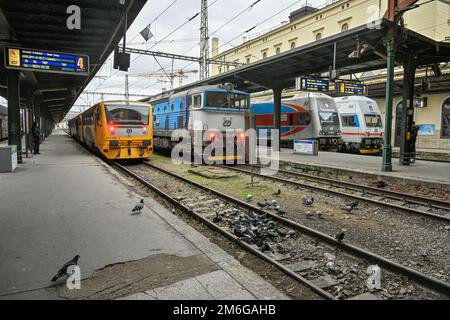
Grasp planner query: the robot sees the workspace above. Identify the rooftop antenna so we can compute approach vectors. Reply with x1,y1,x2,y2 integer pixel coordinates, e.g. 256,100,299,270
200,0,209,80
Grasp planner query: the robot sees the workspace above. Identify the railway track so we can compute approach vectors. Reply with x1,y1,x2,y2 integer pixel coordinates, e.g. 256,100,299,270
113,161,449,300
222,165,450,222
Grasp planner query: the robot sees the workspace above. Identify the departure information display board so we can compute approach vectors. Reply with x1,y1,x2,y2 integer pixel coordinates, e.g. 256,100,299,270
336,81,368,95
4,47,89,76
296,77,329,92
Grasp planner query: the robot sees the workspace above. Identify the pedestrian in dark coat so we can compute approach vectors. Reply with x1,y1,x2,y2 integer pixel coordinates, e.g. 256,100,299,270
410,121,419,163
32,122,41,155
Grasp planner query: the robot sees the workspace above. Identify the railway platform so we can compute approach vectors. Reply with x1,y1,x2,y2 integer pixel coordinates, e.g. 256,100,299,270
0,130,287,300
262,147,450,192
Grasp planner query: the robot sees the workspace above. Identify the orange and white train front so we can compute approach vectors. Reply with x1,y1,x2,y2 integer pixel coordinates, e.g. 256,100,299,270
100,101,153,159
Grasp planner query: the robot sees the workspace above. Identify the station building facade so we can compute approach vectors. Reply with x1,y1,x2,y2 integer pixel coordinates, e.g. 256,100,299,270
211,0,450,150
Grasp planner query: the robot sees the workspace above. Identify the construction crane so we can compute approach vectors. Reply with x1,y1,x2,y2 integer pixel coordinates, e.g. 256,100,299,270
136,69,198,89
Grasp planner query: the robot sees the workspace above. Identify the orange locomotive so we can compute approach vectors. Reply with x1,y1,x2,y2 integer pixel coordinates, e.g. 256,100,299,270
68,101,153,160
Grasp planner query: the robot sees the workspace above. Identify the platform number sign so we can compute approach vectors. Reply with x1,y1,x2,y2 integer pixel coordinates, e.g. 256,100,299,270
4,47,89,76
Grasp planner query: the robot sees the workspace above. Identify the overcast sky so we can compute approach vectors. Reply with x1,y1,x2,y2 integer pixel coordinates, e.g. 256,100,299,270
71,0,328,114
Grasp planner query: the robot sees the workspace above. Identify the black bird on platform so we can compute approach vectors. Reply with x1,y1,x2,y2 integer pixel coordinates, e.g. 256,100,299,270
335,230,345,242
273,189,281,196
51,255,80,282
131,199,144,215
302,195,314,206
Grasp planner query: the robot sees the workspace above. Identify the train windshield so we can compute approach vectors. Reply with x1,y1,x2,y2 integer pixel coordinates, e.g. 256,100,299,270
205,91,249,109
105,104,149,125
317,99,340,126
365,114,383,127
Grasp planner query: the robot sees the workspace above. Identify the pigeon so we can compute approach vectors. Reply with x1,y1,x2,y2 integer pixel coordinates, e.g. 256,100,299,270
304,211,315,219
346,201,359,209
171,208,176,215
271,199,278,206
275,206,287,216
325,261,336,273
377,181,386,189
259,242,271,252
276,242,287,254
247,194,253,201
302,195,314,206
131,199,144,215
342,201,358,213
335,230,345,242
51,255,80,282
316,211,323,219
257,199,270,208
272,189,281,196
420,248,428,259
212,212,222,223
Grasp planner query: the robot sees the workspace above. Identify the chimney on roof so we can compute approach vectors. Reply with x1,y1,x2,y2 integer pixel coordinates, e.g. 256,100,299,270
289,5,319,22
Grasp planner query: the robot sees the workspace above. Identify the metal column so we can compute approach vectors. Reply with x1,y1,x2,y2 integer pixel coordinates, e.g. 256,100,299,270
399,57,417,165
382,34,395,172
7,70,22,163
273,87,282,151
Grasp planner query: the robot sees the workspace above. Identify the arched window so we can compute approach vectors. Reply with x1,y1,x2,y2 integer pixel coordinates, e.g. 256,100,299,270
171,104,174,112
218,67,222,74
315,33,322,41
246,57,250,64
290,42,296,49
442,97,450,138
262,51,267,59
276,47,281,55
341,23,349,32
180,102,184,111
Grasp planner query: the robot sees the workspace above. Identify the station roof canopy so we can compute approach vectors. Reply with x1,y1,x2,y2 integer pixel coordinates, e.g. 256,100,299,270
0,0,147,122
143,20,450,100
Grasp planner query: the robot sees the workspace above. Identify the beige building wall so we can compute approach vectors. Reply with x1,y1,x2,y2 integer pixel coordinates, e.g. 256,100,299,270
375,93,450,149
212,0,450,74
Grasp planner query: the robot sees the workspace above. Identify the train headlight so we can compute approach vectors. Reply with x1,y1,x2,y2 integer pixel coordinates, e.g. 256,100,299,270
142,126,147,133
110,126,115,134
209,133,216,141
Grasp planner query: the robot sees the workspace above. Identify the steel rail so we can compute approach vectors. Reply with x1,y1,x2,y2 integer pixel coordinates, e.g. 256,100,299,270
257,165,450,210
136,161,450,297
222,165,450,222
113,162,334,300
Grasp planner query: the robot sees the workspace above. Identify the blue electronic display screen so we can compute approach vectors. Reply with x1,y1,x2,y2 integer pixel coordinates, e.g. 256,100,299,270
337,82,368,95
299,78,329,92
5,47,89,76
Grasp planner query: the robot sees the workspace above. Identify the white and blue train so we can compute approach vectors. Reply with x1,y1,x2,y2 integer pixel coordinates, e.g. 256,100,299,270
147,84,250,161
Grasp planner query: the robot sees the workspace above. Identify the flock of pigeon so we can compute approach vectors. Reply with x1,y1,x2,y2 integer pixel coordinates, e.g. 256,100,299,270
213,208,295,253
49,193,430,286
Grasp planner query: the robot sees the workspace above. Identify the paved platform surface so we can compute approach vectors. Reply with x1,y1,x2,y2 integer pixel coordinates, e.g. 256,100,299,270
0,131,287,300
262,147,450,187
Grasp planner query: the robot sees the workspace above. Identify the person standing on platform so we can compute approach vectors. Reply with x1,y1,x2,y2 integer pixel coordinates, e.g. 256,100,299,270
32,122,41,155
410,121,419,163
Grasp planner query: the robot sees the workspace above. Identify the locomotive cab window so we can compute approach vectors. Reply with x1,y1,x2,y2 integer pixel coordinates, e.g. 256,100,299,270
96,108,102,126
191,95,202,109
105,104,149,125
205,91,249,109
341,114,359,127
364,114,382,127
